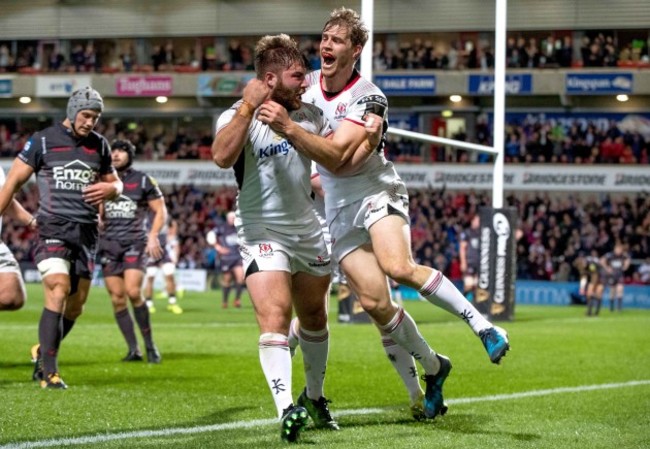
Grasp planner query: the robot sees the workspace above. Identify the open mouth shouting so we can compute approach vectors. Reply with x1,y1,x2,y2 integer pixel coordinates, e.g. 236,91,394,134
322,52,336,68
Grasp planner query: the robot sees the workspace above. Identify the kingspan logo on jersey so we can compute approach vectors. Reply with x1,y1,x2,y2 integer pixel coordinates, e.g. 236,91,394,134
258,137,293,160
53,160,96,191
104,196,137,219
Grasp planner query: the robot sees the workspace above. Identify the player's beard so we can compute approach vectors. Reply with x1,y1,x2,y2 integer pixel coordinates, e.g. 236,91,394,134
271,81,302,112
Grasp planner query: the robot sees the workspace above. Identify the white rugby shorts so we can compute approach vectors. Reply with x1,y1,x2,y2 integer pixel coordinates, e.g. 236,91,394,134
238,219,330,277
327,181,410,263
0,241,22,274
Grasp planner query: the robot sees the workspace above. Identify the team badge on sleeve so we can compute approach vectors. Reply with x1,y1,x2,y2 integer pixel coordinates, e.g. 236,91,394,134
357,95,388,118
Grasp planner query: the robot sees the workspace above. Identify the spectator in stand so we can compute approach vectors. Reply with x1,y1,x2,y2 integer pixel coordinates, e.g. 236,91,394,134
83,43,97,72
48,50,65,72
151,45,164,71
71,44,85,72
0,45,11,72
121,47,134,72
556,36,573,67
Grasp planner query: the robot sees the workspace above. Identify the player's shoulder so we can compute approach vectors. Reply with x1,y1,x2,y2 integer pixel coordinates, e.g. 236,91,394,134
350,72,385,94
86,130,110,149
299,101,325,118
306,70,321,87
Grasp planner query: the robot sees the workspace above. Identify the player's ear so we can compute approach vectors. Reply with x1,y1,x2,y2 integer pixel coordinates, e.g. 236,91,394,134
265,71,277,89
352,44,363,60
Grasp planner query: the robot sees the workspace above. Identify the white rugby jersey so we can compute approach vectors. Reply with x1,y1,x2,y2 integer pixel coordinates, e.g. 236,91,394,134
216,100,331,230
303,69,400,209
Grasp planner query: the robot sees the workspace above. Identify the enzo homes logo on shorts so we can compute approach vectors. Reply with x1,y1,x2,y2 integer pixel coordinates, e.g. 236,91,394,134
53,160,95,190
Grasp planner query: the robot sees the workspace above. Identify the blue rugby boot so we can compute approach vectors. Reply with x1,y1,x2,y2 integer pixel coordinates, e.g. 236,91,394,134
479,326,510,364
422,354,452,419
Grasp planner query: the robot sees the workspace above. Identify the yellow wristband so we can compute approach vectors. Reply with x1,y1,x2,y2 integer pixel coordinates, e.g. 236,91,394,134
238,100,255,119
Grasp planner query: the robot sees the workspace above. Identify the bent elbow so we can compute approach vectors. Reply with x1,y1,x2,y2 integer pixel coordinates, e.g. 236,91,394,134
212,154,232,169
211,145,232,169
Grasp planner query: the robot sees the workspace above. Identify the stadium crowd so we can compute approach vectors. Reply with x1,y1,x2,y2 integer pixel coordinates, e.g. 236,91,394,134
1,29,648,74
2,115,649,164
3,185,648,285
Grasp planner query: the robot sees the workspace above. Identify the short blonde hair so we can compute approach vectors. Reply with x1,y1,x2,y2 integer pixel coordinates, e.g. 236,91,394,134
323,7,369,49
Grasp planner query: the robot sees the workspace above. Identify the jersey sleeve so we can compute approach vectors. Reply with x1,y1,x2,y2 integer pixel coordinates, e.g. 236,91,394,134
99,137,114,175
316,109,333,138
215,102,241,134
346,93,388,126
17,132,43,170
143,174,163,201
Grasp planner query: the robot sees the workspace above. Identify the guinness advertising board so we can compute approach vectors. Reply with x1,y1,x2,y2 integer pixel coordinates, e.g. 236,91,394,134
476,207,517,321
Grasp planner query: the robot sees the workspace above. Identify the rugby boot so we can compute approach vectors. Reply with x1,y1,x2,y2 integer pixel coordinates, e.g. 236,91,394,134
280,404,308,443
146,346,162,364
409,391,426,421
479,326,510,364
40,372,67,390
122,349,144,362
297,388,340,430
422,354,452,419
31,344,43,381
167,303,183,314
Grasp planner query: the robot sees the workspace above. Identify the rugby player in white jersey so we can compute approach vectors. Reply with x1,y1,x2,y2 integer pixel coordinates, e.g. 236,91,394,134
257,7,510,421
211,34,382,443
0,166,33,312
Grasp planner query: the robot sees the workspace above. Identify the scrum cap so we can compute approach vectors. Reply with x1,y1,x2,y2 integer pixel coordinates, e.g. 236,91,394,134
67,86,104,123
111,139,136,169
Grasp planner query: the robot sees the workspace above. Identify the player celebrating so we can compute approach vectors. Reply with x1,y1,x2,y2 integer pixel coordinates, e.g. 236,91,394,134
258,7,509,420
212,34,381,442
97,139,164,363
0,86,123,389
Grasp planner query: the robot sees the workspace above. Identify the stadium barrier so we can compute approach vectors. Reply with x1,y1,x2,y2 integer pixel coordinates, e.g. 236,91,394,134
515,280,650,309
1,161,649,192
24,266,208,292
396,281,650,310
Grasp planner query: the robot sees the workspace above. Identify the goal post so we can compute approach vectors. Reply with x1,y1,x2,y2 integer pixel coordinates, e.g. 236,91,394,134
362,0,516,321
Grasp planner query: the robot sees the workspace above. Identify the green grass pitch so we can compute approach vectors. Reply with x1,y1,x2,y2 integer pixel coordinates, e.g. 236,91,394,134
1,284,649,448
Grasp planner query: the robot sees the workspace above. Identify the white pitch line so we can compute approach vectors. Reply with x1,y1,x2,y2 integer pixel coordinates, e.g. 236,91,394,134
1,380,649,449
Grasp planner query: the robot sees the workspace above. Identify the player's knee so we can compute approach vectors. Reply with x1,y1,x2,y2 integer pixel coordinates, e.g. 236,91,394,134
359,293,393,318
0,295,25,311
110,294,128,309
125,285,142,301
65,302,84,320
382,260,417,285
0,275,26,310
298,309,328,330
146,266,158,278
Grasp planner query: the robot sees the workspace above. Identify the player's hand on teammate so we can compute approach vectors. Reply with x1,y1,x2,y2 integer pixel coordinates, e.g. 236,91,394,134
83,182,120,206
257,101,291,135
